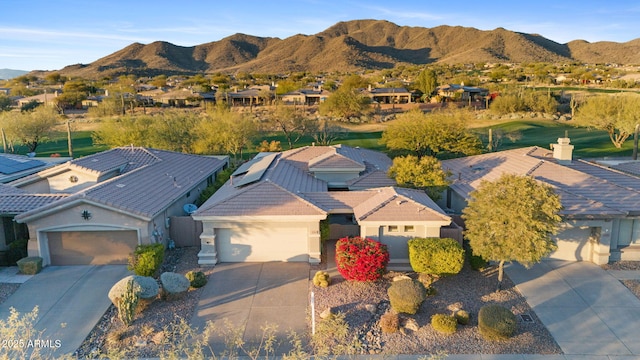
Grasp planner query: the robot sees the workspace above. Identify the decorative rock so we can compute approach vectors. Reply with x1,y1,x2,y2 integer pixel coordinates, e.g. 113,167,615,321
108,276,159,307
403,318,420,332
134,338,147,347
320,307,333,319
151,331,165,345
392,275,412,282
160,272,190,295
365,303,377,314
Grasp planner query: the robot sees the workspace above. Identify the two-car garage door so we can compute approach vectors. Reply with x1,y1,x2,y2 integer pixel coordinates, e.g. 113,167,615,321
47,230,138,265
216,227,308,262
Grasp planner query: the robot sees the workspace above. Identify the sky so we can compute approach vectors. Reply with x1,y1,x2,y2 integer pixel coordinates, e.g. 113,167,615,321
2,0,640,72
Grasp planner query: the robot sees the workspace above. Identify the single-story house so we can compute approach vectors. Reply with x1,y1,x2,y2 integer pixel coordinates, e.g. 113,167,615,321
16,91,60,107
437,84,489,102
6,147,228,266
439,137,640,265
193,145,457,266
364,86,412,104
280,89,331,105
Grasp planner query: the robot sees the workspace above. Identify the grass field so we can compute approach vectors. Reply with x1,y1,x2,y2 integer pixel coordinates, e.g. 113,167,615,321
7,119,633,161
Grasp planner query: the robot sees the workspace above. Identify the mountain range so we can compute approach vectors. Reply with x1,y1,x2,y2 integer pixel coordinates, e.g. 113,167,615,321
44,20,640,78
0,69,29,80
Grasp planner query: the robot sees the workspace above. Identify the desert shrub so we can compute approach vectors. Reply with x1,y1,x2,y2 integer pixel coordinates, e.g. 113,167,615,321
312,312,361,356
312,270,331,287
469,254,488,271
455,309,470,325
431,313,457,335
6,239,28,265
118,279,139,326
387,279,426,314
128,243,165,277
478,304,517,341
379,312,400,334
335,236,389,281
186,270,207,288
408,237,464,276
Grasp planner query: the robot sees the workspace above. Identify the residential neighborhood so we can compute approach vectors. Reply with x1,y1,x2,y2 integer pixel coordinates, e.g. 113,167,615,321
3,6,640,359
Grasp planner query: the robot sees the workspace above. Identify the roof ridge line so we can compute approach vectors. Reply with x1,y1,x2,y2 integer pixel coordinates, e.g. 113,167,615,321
264,180,327,214
573,159,640,194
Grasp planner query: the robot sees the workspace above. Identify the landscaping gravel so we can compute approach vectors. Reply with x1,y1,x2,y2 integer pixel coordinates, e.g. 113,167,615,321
0,283,20,305
312,264,563,355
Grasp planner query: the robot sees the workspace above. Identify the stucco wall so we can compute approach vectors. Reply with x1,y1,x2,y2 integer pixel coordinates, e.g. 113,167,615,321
24,203,150,263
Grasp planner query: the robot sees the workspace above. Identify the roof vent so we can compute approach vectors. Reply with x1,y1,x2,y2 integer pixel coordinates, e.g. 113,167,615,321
116,184,126,188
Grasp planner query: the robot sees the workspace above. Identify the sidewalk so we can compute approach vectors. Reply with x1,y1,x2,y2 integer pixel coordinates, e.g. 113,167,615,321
506,260,640,356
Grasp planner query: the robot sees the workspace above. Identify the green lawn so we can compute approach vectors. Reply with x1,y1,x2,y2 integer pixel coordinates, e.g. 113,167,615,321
11,131,108,158
7,120,633,161
472,120,632,158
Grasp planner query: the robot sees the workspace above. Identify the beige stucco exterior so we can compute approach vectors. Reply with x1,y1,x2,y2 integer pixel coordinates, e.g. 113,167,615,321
360,220,451,264
194,215,325,265
439,188,618,265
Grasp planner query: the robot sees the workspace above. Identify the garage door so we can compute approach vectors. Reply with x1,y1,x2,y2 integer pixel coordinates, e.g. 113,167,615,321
217,227,308,262
549,226,592,261
48,230,138,265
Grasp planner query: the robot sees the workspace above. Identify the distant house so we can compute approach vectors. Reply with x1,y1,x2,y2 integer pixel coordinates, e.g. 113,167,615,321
16,91,59,107
226,85,274,106
6,147,228,266
440,137,640,265
155,88,203,107
437,84,488,102
280,89,331,105
193,145,457,267
365,86,412,104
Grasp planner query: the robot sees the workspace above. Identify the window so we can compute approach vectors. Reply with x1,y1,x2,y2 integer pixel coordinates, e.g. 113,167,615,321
404,225,415,232
186,191,191,198
388,225,398,232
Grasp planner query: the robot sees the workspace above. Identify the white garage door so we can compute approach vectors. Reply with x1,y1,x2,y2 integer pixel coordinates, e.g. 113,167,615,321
48,230,138,265
216,227,308,262
549,226,592,261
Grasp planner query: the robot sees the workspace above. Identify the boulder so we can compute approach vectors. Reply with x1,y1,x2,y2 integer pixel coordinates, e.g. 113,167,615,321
160,272,190,297
108,275,159,307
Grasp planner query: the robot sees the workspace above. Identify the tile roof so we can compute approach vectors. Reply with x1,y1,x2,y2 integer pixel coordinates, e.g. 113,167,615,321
196,145,449,224
194,181,325,217
15,147,226,221
441,146,640,218
0,194,68,214
0,184,26,195
353,187,450,222
70,147,161,176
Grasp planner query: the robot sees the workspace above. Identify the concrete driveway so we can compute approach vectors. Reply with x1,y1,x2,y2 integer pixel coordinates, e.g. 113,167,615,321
506,260,640,355
191,262,309,355
0,265,129,358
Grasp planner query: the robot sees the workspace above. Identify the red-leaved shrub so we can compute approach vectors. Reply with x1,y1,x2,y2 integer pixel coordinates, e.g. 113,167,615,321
335,236,389,281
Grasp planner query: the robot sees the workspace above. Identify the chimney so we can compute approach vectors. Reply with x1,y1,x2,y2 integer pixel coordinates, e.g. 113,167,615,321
552,136,574,164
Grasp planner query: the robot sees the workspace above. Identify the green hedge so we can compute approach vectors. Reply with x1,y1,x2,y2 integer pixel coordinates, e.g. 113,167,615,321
408,237,465,276
128,243,165,277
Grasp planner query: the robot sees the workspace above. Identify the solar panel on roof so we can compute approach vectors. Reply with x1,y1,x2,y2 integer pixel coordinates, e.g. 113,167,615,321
0,156,45,175
232,152,275,176
234,153,277,187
